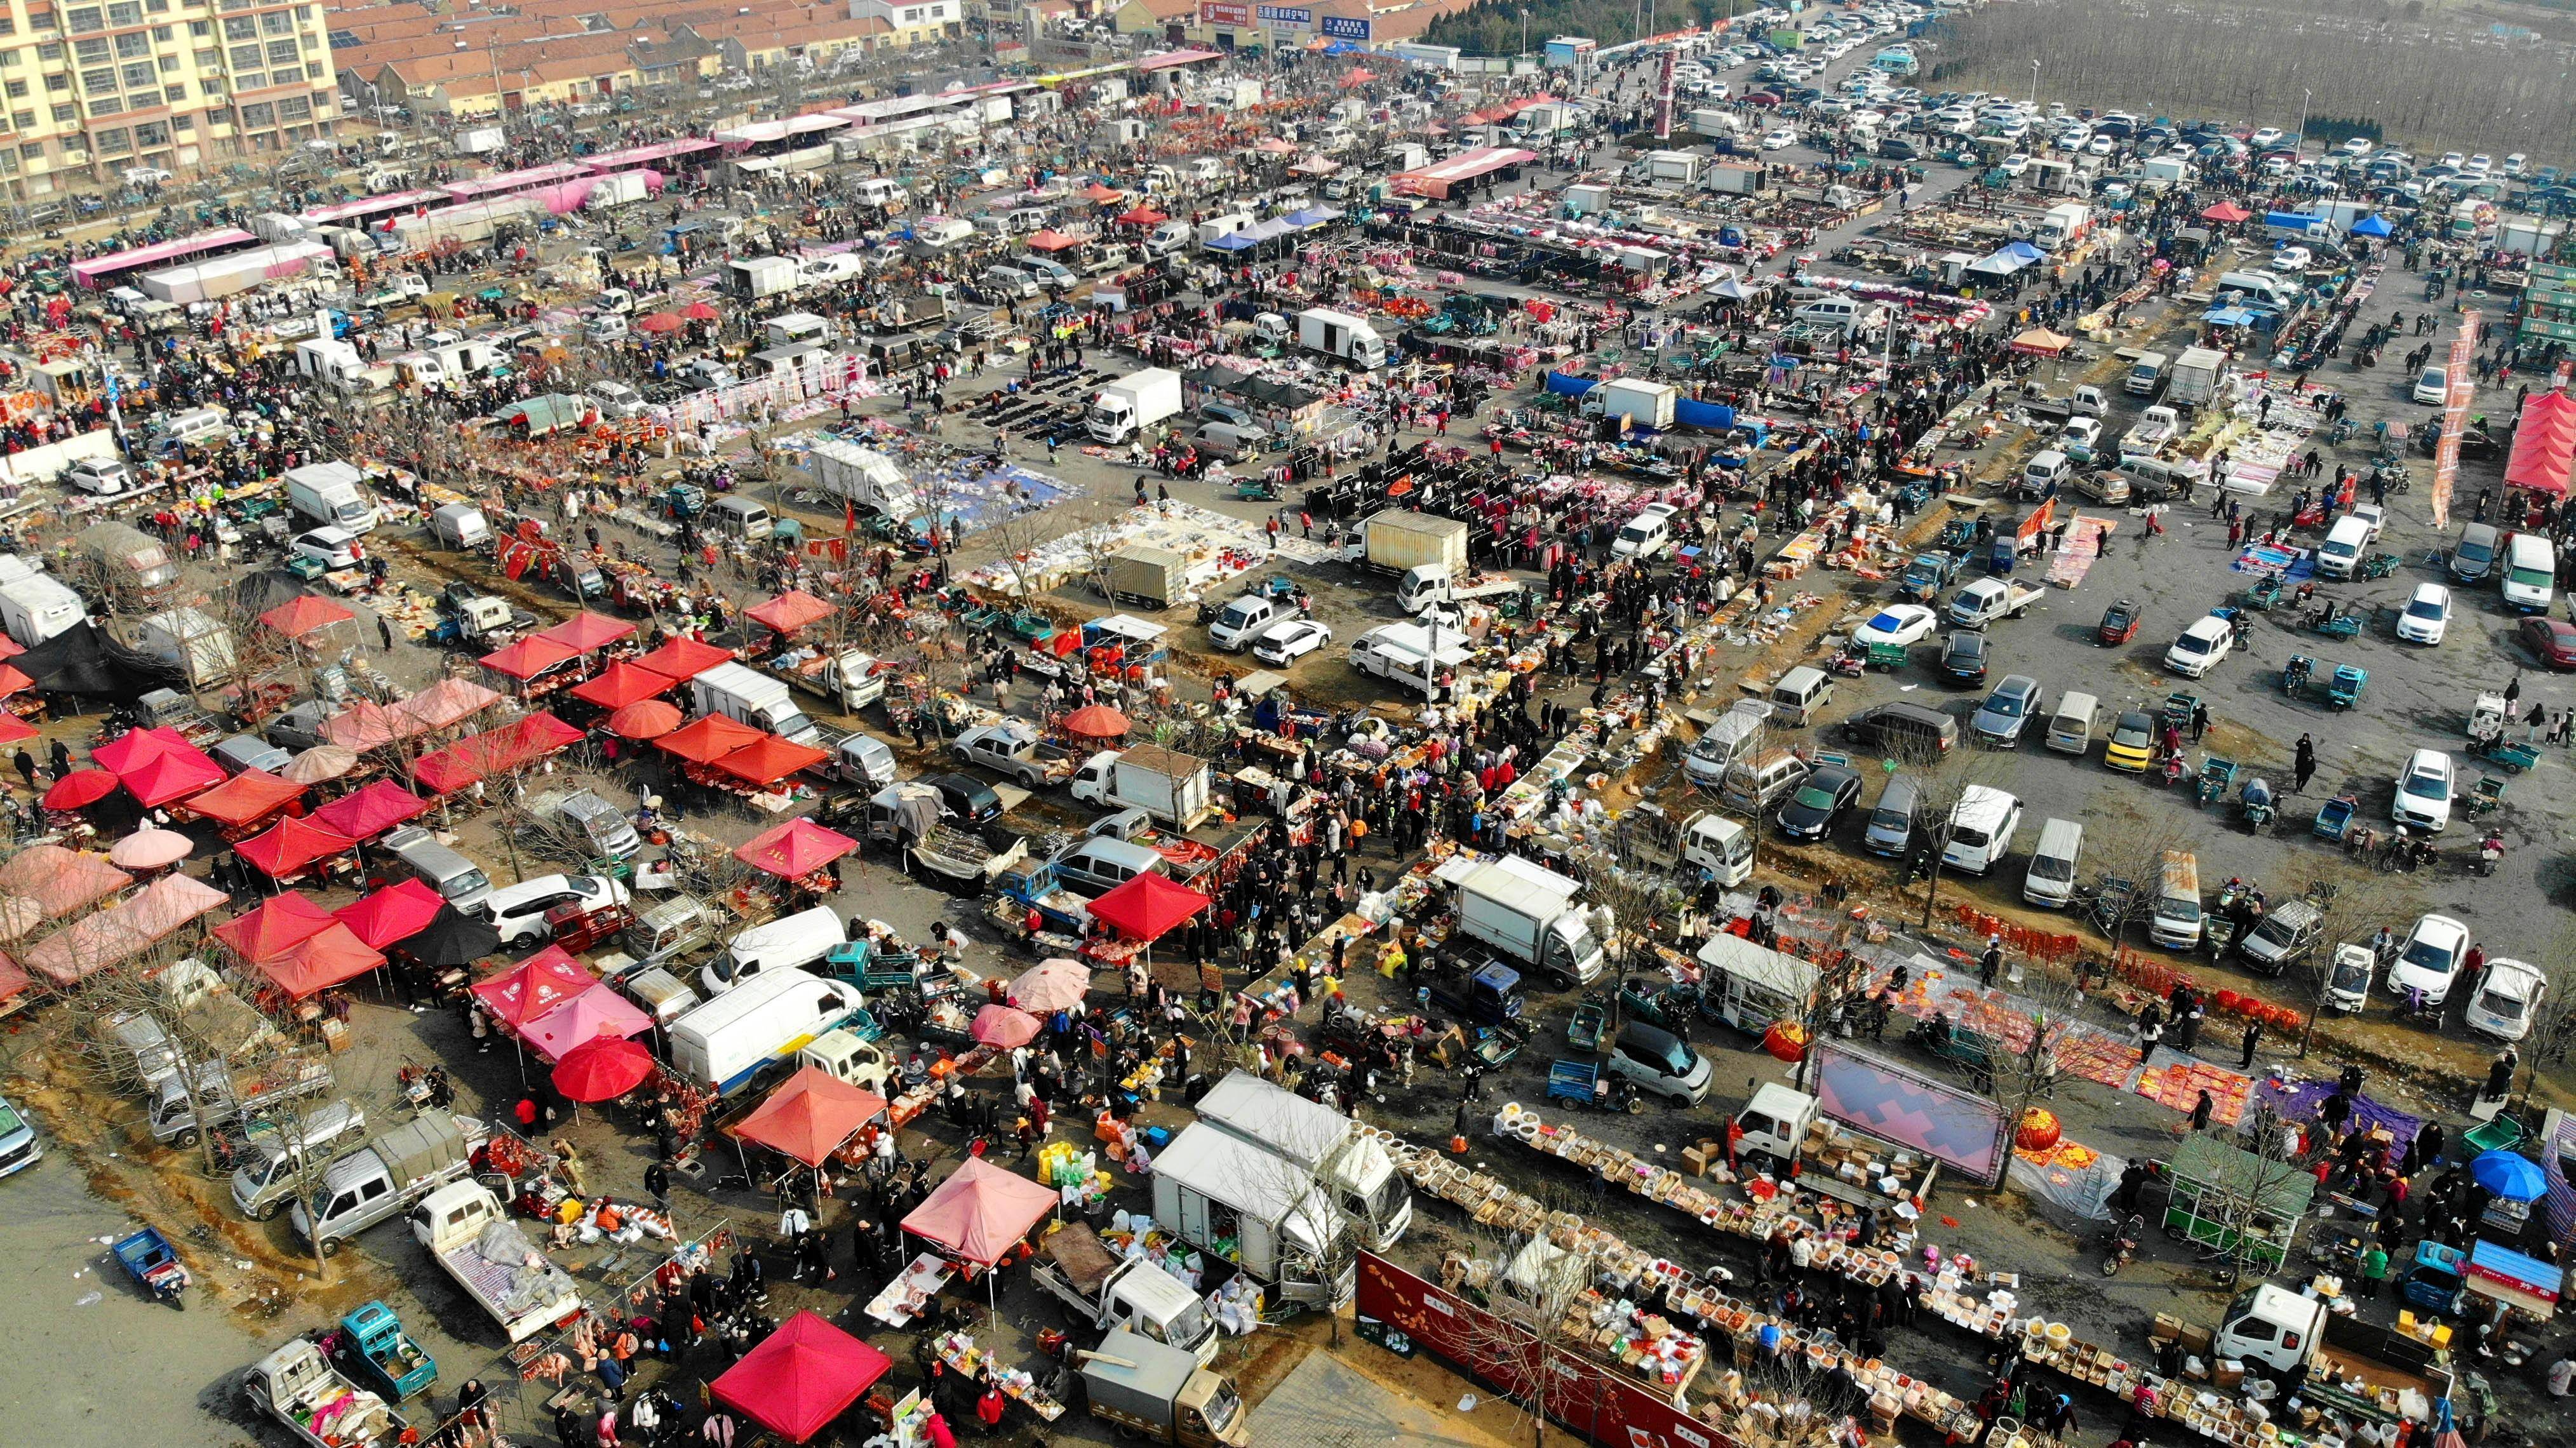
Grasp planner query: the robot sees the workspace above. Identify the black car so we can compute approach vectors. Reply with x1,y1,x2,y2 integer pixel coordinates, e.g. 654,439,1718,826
1940,631,1990,682
924,772,1003,825
1775,763,1864,841
1842,702,1959,755
1877,138,1919,161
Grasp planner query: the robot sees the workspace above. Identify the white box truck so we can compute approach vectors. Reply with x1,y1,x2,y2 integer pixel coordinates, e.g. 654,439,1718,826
806,436,922,520
1193,1071,1411,1250
1069,746,1215,830
1588,378,1678,431
1150,1122,1355,1307
2034,201,2092,250
692,660,821,746
582,171,652,211
667,967,863,1096
1085,366,1184,444
285,461,382,533
2167,345,2229,408
1438,854,1607,989
725,255,800,299
409,1181,582,1343
768,648,885,713
0,563,88,645
1644,150,1702,187
133,607,239,687
1294,307,1386,368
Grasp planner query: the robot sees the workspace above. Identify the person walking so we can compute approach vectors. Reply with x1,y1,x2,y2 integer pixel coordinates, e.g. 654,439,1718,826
2189,700,2210,743
2294,734,2317,794
2189,1090,2215,1133
2484,1047,2518,1103
2360,1242,2391,1297
1978,935,2004,987
2239,1019,2263,1069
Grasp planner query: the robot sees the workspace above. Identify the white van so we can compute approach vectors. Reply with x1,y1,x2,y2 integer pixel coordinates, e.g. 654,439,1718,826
2044,692,2097,754
2123,351,2170,395
2021,449,2074,499
702,905,849,996
2023,817,2083,907
667,966,862,1096
2147,849,2204,948
2501,532,2556,612
1766,666,1836,728
1941,785,2021,876
149,405,232,453
905,217,974,257
2316,514,2374,579
1792,296,1879,334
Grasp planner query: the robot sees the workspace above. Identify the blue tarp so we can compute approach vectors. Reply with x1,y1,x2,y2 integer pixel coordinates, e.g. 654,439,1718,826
2000,240,2044,262
1203,233,1256,251
1544,370,1600,396
2352,214,2394,238
2265,210,2325,233
1674,398,1739,431
2204,305,2257,326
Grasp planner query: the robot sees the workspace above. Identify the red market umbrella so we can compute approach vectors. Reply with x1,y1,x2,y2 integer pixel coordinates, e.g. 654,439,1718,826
1060,704,1130,739
0,713,36,745
43,769,119,808
608,699,685,739
637,311,685,333
553,1036,657,1103
681,300,721,321
970,1003,1042,1049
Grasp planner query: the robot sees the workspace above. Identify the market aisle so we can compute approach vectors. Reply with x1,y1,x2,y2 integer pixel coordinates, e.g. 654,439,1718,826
1247,1346,1524,1448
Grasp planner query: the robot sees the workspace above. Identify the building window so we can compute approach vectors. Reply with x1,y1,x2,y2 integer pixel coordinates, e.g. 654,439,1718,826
106,1,140,25
132,117,164,142
276,91,304,119
9,111,28,129
93,124,127,149
160,82,178,100
80,65,116,89
262,37,291,65
36,41,60,59
88,95,119,113
29,11,53,32
170,109,187,128
47,102,71,119
0,51,14,65
187,18,205,34
155,52,172,69
0,19,15,35
231,69,254,88
43,72,65,90
219,14,249,38
71,36,104,59
120,61,152,86
113,29,143,55
3,80,20,98
65,8,101,34
237,98,268,124
150,24,168,39
192,46,213,66
257,9,285,34
224,41,251,65
17,141,38,159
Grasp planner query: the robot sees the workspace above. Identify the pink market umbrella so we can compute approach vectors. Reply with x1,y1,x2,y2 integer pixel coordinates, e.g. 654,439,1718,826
1007,958,1090,1014
107,828,193,869
969,1004,1042,1049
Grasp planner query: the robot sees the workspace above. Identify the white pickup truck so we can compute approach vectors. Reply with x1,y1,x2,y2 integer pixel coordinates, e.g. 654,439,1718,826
409,1180,582,1343
1946,577,2045,631
243,1338,410,1448
2119,404,2182,457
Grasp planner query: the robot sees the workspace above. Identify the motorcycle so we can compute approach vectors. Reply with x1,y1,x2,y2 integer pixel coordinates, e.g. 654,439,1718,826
2162,751,2189,787
2476,834,2503,877
2100,1212,2145,1277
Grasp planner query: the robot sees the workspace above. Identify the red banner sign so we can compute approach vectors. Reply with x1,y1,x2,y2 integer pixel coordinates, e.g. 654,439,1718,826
1200,1,1249,23
1355,1253,1738,1448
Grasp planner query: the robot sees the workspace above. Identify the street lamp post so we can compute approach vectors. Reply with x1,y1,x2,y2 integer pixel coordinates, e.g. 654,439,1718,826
1522,6,1529,58
2029,58,2039,109
2297,88,2311,153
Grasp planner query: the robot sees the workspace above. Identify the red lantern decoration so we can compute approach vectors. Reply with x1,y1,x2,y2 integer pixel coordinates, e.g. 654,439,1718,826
2016,1108,2062,1152
2214,989,2245,1014
1763,1021,1809,1063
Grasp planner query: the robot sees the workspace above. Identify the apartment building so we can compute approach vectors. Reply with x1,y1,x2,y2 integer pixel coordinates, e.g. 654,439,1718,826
0,0,340,200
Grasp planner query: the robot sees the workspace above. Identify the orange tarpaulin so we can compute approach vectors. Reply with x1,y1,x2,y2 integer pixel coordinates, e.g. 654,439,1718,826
658,714,766,765
236,815,359,878
731,1066,889,1167
713,735,831,786
259,593,356,638
184,768,305,826
570,662,680,711
747,590,836,634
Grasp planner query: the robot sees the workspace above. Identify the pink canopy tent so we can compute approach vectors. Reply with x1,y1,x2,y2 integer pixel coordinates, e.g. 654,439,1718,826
334,880,448,949
709,1311,892,1444
730,1066,890,1167
311,781,429,841
901,1155,1058,1267
213,891,337,963
2506,389,2576,497
0,845,131,918
21,910,154,987
253,923,386,1000
520,986,654,1063
323,699,429,751
394,676,504,731
969,1003,1042,1049
734,818,857,879
473,946,596,1031
116,872,229,937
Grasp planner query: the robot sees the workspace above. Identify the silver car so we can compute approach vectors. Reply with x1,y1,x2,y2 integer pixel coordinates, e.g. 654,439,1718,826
1971,674,2046,746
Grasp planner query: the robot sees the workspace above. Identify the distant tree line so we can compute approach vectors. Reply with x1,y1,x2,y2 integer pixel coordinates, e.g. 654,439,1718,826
1423,0,1746,56
1924,0,2576,163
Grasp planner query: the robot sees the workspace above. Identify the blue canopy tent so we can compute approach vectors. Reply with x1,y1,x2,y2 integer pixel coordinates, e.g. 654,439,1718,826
2352,213,2394,239
1283,206,1345,227
1999,240,2045,264
1202,233,1257,253
2203,305,2258,326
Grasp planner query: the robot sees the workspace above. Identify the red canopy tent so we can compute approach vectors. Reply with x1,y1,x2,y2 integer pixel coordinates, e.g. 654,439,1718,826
1024,229,1081,251
901,1156,1059,1266
537,612,638,654
735,818,857,880
521,987,654,1063
484,713,586,766
213,892,339,963
747,590,835,636
394,678,504,731
2506,389,2576,497
473,946,596,1031
714,736,831,787
709,1312,892,1444
633,636,735,681
183,769,306,827
323,699,428,751
2199,201,2253,223
1115,206,1167,225
120,746,226,808
1087,871,1209,941
1082,182,1123,202
91,725,200,774
0,712,35,746
311,780,429,840
254,924,386,999
259,593,356,638
410,747,484,797
0,664,33,699
658,714,767,765
334,880,448,949
236,815,360,878
480,636,582,682
569,661,680,711
730,1066,890,1167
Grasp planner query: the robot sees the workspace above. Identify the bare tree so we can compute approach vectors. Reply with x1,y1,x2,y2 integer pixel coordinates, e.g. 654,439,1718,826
2177,1111,2311,1284
1891,735,2007,931
2078,812,2196,951
1411,1184,1607,1448
2510,939,2576,1114
2285,861,2419,1056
